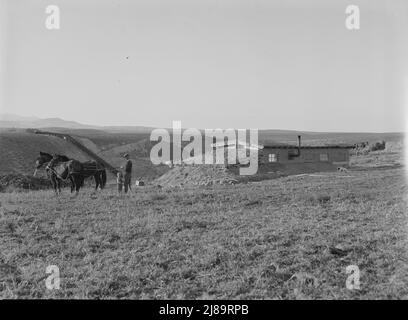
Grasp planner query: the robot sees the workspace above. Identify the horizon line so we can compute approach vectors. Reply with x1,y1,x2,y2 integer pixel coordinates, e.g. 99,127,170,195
0,113,405,134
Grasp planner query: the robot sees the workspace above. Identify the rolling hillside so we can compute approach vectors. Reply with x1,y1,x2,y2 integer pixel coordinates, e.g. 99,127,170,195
0,129,92,177
0,128,167,180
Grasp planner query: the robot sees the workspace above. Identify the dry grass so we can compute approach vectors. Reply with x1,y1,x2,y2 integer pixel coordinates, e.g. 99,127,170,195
350,140,404,169
1,165,407,299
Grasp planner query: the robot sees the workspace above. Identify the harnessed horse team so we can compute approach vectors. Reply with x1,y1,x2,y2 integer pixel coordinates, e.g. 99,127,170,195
34,151,107,195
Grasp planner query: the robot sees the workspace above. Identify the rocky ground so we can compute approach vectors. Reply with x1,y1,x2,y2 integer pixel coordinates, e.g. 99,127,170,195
154,165,239,187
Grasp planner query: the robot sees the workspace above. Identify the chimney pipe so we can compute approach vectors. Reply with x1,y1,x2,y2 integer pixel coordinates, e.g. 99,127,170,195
297,135,301,156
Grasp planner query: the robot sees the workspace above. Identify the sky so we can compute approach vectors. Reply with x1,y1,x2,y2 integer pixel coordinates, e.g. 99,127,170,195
0,0,407,132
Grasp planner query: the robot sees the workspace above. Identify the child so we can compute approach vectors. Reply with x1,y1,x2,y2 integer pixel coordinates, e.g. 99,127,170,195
116,170,124,194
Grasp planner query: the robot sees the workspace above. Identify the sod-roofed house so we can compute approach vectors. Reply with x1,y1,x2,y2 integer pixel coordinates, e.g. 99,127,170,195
260,136,353,167
211,135,353,175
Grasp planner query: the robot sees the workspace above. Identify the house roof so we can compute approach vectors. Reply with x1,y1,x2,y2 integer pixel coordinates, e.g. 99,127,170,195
212,140,354,150
211,140,263,150
262,144,354,149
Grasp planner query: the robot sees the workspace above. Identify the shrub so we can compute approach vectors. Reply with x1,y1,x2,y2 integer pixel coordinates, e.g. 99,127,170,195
369,141,386,152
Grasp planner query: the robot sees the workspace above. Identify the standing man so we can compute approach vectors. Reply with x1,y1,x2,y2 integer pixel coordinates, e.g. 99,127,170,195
121,153,132,193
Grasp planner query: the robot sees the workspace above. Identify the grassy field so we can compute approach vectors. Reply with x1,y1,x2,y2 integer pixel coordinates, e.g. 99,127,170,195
1,161,407,299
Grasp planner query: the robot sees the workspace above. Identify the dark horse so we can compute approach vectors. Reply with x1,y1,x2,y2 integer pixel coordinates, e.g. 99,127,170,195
34,151,76,194
47,158,107,195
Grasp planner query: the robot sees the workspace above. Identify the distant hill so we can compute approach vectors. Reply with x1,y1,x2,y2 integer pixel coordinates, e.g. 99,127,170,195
0,113,154,133
1,114,403,140
258,130,404,146
0,114,40,122
0,114,97,129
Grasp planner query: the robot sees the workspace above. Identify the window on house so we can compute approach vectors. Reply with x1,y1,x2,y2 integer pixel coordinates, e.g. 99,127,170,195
319,153,329,161
268,153,277,162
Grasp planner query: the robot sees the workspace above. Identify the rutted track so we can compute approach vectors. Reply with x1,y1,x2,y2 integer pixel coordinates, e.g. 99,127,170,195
31,129,118,174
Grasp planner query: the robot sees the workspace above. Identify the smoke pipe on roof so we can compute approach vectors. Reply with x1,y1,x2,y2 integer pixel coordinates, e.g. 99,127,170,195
289,135,302,159
297,135,301,156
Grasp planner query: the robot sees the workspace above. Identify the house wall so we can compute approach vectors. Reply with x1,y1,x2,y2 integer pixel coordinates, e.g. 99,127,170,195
259,148,349,166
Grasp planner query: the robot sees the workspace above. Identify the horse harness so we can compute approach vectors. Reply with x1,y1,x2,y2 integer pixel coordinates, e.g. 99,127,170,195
46,160,104,180
45,163,72,182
